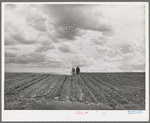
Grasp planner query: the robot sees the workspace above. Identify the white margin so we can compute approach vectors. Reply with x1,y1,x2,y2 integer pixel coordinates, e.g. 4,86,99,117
1,2,149,121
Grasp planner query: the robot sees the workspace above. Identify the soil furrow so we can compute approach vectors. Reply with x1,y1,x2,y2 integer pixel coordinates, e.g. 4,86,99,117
59,76,71,101
79,75,98,103
75,78,84,102
20,75,53,98
5,74,33,85
45,76,66,99
84,76,127,104
70,76,77,101
35,75,57,97
5,74,48,95
5,74,40,93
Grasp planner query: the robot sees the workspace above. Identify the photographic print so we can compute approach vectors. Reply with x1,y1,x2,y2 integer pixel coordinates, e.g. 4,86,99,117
2,2,149,121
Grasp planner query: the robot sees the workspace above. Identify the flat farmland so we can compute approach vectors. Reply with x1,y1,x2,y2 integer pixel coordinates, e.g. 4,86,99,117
4,72,145,110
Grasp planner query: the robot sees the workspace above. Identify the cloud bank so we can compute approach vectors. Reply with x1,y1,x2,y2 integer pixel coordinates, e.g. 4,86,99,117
5,3,146,73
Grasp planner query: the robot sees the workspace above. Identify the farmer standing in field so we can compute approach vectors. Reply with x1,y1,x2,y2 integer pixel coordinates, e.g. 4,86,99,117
71,67,75,76
76,66,80,77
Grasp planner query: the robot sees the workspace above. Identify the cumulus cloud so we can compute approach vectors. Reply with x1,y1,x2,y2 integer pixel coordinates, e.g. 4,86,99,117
4,4,146,73
58,43,72,53
119,44,133,54
92,36,108,45
5,33,16,46
119,40,145,55
26,14,47,32
102,48,124,62
43,60,62,68
103,55,123,62
34,38,55,52
62,54,94,68
96,46,108,53
11,34,36,45
119,50,145,71
39,4,113,41
35,45,54,53
15,52,46,64
131,59,145,70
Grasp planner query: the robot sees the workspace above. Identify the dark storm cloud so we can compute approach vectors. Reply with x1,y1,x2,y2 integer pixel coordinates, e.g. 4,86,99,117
55,25,79,40
26,15,47,32
15,52,46,64
11,34,36,45
41,4,112,40
47,29,84,43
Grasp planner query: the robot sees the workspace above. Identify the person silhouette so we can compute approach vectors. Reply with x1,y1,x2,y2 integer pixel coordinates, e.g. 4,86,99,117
76,66,80,76
71,67,75,76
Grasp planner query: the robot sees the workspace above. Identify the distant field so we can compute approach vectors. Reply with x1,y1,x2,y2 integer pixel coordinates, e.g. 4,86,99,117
4,72,145,110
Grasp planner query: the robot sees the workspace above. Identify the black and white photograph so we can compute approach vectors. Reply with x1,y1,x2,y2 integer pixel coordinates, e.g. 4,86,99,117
2,2,149,121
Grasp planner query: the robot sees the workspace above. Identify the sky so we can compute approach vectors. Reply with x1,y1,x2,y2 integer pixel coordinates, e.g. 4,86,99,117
4,3,146,74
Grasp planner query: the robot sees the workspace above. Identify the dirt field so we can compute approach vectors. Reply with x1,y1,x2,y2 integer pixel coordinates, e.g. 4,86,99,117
4,72,145,110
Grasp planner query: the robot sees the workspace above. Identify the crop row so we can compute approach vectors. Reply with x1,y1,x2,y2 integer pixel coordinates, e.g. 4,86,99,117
59,76,71,101
5,74,38,91
5,73,33,84
91,73,144,92
86,74,144,107
78,77,94,103
5,74,48,95
45,76,67,99
37,75,61,97
73,77,84,102
83,74,128,105
91,73,144,87
87,74,128,96
89,73,132,88
80,75,109,103
88,73,133,91
19,74,53,98
5,73,23,80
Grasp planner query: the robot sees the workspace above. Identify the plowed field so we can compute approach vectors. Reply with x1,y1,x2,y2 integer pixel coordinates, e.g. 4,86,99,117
4,72,145,110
